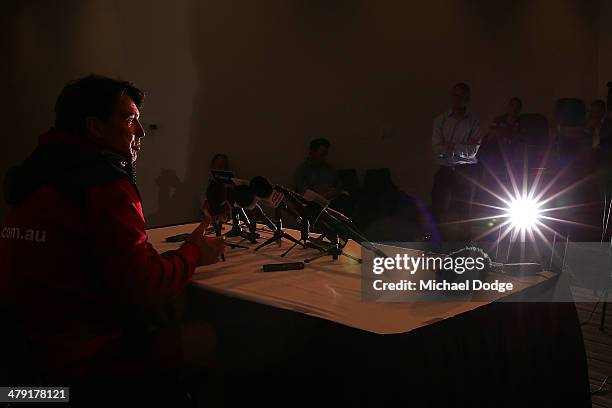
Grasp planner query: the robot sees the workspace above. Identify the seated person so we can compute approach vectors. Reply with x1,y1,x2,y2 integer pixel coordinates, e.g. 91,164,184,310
210,152,230,171
294,138,341,198
294,138,354,216
0,75,224,396
199,153,231,213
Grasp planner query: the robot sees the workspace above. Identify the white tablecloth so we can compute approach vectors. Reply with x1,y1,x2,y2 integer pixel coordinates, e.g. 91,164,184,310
147,223,555,334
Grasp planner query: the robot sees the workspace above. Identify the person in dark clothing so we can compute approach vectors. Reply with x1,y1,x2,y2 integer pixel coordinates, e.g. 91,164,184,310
294,138,340,197
476,97,523,213
294,138,355,216
210,153,230,171
0,75,224,395
480,97,522,168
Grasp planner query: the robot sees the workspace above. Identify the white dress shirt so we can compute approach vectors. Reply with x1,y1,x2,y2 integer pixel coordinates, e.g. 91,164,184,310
432,110,482,166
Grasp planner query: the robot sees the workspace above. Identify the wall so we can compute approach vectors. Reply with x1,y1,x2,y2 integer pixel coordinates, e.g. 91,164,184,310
0,0,601,227
598,0,612,100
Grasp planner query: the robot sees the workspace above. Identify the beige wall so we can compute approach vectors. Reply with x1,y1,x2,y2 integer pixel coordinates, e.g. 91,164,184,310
598,0,612,100
0,0,602,227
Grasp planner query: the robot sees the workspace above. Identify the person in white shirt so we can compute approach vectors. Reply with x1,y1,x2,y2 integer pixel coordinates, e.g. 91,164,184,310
431,83,482,232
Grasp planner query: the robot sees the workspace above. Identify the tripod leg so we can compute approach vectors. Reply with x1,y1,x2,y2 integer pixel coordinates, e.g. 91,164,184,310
341,252,362,264
303,251,329,263
281,232,303,247
254,234,281,251
281,241,300,258
304,242,325,252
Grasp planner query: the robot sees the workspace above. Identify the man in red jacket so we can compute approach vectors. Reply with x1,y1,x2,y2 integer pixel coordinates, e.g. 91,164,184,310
0,75,224,385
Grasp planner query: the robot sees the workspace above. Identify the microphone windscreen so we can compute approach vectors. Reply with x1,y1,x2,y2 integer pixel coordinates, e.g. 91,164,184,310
250,176,273,198
205,180,227,212
233,185,257,209
303,189,330,207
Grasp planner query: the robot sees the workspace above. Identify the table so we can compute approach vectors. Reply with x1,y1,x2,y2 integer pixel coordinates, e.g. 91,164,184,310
147,223,592,407
148,223,559,334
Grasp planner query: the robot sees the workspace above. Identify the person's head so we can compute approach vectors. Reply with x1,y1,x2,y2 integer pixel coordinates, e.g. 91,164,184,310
210,153,229,171
308,138,330,164
508,97,522,117
590,99,606,122
54,75,146,161
450,82,471,112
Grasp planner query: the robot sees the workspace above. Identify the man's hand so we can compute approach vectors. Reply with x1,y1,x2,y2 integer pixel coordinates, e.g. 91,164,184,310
186,217,225,266
202,199,232,223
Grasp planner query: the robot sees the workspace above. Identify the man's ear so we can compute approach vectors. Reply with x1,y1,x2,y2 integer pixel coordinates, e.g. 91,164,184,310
85,116,104,139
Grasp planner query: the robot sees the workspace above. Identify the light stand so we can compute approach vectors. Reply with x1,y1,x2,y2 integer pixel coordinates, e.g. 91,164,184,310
600,263,610,331
598,146,612,329
599,208,612,332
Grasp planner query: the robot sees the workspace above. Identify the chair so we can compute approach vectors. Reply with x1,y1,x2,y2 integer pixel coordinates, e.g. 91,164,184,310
336,168,361,198
554,98,586,127
518,113,549,146
363,168,394,195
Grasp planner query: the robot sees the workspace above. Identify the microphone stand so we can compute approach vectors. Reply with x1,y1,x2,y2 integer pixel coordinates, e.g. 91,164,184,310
225,207,257,242
254,204,304,252
280,218,325,258
239,208,260,243
303,232,361,263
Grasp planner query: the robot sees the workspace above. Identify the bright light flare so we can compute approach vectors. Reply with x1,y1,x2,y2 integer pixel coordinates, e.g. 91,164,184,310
506,196,542,231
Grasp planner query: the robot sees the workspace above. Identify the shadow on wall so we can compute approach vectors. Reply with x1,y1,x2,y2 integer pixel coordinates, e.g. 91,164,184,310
0,1,83,221
145,168,202,228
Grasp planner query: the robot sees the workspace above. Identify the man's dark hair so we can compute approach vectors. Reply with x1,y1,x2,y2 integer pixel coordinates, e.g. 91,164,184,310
453,82,471,97
309,138,331,151
510,97,523,109
54,74,145,134
592,99,606,111
210,153,230,169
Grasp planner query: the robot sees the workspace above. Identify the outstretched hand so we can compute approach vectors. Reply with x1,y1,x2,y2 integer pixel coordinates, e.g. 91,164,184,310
186,217,225,266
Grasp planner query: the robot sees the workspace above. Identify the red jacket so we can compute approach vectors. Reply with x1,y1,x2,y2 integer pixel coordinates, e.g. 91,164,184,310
0,130,200,379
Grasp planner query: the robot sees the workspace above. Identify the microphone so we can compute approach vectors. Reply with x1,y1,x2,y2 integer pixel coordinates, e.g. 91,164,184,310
303,189,353,224
204,179,232,230
250,176,287,208
250,176,307,221
210,169,249,187
251,176,386,258
228,184,258,210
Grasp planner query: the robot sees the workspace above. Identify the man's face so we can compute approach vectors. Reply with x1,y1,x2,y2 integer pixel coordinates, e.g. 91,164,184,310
508,100,521,117
590,105,606,122
451,86,469,111
91,95,145,161
309,146,329,164
211,156,228,171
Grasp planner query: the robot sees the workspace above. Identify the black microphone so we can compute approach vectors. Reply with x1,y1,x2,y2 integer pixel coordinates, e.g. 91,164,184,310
250,176,288,207
228,184,258,209
225,185,262,236
310,201,386,258
204,179,231,236
251,177,386,258
250,176,305,221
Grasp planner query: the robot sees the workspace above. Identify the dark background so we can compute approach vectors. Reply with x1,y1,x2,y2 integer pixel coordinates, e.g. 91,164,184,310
0,0,607,227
